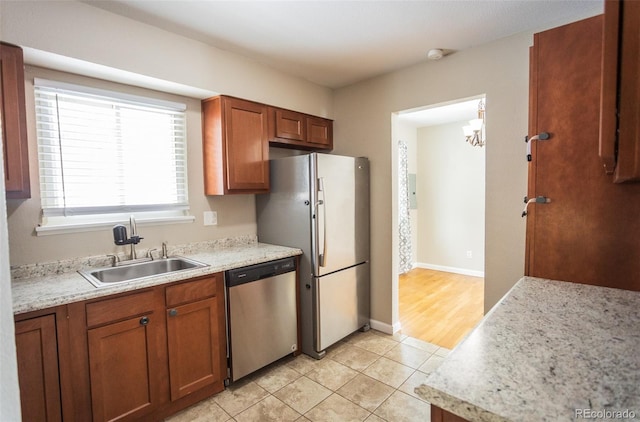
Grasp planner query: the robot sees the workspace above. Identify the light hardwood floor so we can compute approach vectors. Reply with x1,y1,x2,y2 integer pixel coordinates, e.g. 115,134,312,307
399,268,484,350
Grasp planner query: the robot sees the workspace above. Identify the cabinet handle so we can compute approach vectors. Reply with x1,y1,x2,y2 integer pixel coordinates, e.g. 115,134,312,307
525,132,550,161
139,316,150,326
168,309,178,317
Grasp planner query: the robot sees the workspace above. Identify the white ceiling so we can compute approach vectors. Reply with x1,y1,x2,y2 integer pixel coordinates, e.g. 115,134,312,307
83,0,603,90
78,0,602,127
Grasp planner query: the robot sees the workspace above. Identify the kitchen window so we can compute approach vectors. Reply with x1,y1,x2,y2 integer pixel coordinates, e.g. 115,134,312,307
34,78,193,234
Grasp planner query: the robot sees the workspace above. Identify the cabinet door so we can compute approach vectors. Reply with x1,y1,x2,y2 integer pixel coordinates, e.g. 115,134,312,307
88,314,163,422
273,108,306,142
431,405,469,422
613,0,640,182
166,297,225,401
0,42,30,198
306,116,333,148
202,96,269,194
527,15,640,291
223,97,269,192
15,315,62,422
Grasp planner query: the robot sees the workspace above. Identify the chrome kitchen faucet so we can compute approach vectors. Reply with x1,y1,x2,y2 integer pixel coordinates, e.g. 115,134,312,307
112,216,149,264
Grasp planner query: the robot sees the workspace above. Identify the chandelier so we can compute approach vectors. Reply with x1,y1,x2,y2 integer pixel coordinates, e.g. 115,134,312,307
463,100,485,147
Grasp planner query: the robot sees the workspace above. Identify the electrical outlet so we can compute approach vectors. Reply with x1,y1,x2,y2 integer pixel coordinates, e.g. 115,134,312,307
204,211,217,226
466,250,473,259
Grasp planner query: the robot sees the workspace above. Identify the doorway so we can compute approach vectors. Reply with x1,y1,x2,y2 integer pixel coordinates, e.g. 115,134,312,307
394,96,486,349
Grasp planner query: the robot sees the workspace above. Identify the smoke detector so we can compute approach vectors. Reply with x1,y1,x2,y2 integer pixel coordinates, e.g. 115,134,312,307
427,49,444,60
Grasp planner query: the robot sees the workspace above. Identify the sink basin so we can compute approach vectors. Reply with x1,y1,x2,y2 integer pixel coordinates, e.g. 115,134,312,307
79,257,208,287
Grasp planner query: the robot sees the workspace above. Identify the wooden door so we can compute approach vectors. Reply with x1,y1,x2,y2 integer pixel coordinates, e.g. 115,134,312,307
223,97,269,192
0,42,30,198
526,15,640,291
166,297,224,401
15,315,62,422
88,314,162,422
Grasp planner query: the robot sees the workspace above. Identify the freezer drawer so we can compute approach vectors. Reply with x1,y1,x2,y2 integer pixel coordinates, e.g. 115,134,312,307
226,258,298,381
315,262,370,352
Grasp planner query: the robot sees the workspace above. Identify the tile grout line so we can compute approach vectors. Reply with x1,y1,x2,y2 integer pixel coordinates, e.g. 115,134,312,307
168,330,445,422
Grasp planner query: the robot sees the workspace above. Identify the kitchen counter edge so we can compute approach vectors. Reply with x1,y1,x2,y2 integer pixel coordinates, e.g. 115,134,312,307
417,276,640,422
12,242,302,315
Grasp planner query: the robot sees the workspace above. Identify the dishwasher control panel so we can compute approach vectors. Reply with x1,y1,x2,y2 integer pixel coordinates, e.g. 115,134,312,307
226,257,296,286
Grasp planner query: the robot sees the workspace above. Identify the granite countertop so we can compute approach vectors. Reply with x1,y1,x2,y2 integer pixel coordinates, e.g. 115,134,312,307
12,236,302,315
416,277,640,422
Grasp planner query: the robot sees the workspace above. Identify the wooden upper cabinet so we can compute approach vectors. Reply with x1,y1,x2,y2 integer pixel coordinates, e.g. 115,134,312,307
599,0,640,182
306,116,333,147
1,42,30,199
268,106,333,150
527,15,640,292
202,96,269,195
271,108,306,142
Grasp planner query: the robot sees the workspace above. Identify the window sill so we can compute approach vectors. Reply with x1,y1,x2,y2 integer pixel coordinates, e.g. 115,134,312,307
35,214,196,236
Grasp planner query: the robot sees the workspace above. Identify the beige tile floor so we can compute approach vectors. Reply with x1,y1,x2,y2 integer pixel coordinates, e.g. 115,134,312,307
166,330,450,422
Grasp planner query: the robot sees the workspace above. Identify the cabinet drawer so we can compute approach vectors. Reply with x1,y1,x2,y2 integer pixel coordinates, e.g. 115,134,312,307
166,276,218,307
86,290,155,328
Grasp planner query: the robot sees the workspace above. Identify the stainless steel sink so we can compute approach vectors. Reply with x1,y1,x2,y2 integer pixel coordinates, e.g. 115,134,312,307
79,257,208,287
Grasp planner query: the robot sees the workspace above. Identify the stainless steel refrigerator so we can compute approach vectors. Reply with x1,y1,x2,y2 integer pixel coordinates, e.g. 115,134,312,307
256,153,370,359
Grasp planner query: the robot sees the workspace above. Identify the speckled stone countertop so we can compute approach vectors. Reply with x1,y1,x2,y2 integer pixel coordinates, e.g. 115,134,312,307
12,236,302,315
416,277,640,422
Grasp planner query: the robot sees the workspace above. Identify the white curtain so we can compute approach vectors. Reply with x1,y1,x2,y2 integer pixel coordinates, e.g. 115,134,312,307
398,140,413,274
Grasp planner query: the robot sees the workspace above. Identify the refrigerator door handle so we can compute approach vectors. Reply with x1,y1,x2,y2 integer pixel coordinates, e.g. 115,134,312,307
317,177,327,267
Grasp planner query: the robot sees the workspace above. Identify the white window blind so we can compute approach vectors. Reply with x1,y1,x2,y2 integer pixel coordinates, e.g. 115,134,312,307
34,79,188,221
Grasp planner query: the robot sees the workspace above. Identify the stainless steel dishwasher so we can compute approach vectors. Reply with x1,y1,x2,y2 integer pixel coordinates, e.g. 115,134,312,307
226,257,298,382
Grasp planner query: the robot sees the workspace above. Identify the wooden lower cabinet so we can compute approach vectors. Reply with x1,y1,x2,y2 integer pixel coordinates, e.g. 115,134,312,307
15,273,228,421
84,289,166,422
83,277,226,421
166,276,226,401
15,314,62,422
87,314,165,421
431,405,469,422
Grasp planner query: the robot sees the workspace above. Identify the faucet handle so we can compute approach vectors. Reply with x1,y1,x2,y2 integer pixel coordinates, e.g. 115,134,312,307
107,254,120,267
146,249,157,260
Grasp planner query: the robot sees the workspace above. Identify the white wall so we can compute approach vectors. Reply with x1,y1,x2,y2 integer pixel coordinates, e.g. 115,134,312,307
333,31,532,331
0,1,333,266
0,1,332,116
6,65,264,265
416,121,485,275
1,0,598,373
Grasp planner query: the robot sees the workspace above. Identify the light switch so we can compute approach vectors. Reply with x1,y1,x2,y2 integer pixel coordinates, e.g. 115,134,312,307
204,211,217,226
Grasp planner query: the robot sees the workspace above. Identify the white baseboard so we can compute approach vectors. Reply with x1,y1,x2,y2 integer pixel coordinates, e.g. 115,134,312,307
414,262,484,278
369,319,402,335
